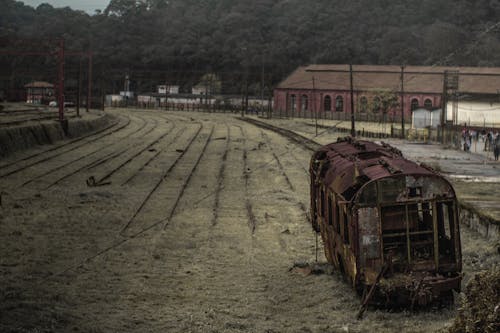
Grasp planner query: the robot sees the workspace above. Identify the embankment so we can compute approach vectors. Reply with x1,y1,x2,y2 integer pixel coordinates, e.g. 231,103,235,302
0,112,114,158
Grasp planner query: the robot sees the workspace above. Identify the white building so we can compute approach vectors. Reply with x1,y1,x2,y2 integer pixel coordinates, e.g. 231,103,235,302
158,85,179,94
445,101,500,127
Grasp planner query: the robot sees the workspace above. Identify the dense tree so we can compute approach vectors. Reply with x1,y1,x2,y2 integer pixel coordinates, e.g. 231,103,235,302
2,0,500,94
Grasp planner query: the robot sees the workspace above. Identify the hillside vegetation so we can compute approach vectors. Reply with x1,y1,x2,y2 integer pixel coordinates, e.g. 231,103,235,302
2,0,500,92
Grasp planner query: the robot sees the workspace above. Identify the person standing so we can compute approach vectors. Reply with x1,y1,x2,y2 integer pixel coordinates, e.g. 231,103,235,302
494,136,500,161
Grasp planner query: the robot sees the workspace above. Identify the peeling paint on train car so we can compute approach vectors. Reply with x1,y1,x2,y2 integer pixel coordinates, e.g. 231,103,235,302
310,137,462,307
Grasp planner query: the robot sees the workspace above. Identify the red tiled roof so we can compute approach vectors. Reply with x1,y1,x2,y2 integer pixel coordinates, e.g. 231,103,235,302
277,64,500,94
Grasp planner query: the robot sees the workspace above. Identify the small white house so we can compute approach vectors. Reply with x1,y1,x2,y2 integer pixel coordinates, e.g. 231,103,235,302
106,94,125,105
191,85,208,95
411,108,442,128
158,85,179,95
120,91,134,98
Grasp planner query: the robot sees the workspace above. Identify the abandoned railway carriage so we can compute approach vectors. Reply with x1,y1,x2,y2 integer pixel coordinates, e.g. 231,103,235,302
310,137,462,306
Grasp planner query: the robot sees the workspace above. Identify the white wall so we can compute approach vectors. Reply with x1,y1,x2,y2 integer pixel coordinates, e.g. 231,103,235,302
446,101,500,127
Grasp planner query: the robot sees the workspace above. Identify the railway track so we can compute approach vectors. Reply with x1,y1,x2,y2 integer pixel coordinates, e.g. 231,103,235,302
23,117,173,188
240,117,320,152
0,113,126,171
0,114,133,180
85,115,159,171
121,125,186,185
120,123,205,234
162,125,215,229
211,124,230,226
234,124,258,234
41,114,165,189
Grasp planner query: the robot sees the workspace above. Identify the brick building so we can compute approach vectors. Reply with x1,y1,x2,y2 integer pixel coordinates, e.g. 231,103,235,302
273,64,500,124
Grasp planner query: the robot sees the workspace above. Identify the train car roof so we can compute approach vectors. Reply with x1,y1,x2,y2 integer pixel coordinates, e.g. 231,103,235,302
313,137,437,199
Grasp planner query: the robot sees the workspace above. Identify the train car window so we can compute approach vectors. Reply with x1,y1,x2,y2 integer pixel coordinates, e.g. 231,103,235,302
358,207,380,260
378,177,405,202
328,194,333,226
335,199,341,234
358,182,377,205
437,201,456,260
343,207,349,244
320,188,326,216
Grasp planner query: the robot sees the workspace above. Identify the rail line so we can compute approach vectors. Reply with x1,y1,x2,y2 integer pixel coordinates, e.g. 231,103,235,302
234,124,258,234
22,117,172,187
120,123,204,234
0,115,135,179
88,120,177,185
121,126,186,185
0,113,127,171
239,117,320,152
259,129,310,220
41,115,161,189
85,115,158,171
211,124,230,226
162,125,215,229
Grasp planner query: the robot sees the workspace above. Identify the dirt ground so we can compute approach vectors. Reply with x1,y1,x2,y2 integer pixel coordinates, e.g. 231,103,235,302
0,108,498,332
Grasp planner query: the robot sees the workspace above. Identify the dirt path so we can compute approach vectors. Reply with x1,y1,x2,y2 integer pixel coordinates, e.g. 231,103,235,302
1,109,497,332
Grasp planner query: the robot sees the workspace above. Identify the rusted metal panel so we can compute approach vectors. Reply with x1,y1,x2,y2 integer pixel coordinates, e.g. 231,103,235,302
310,137,462,308
358,207,381,263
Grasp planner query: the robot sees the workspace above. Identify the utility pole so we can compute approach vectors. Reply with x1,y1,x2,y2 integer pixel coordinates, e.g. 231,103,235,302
57,38,65,123
260,55,265,117
87,52,92,112
165,75,169,111
77,56,82,117
313,76,318,136
350,64,356,137
242,67,248,118
400,65,405,139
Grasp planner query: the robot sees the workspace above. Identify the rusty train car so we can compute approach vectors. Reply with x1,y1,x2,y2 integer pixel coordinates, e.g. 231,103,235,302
310,137,462,306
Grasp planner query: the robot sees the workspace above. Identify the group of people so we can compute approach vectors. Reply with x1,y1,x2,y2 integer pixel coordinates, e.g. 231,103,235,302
461,128,500,161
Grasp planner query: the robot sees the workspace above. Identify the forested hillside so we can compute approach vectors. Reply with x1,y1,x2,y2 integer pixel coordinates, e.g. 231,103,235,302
2,0,500,93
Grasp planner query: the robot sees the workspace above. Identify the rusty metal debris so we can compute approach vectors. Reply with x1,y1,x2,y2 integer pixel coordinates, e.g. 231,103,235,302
310,137,462,309
86,176,111,187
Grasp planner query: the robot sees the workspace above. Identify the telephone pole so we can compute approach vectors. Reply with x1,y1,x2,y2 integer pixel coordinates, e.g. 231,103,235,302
312,76,317,136
350,64,356,137
400,65,405,139
57,38,65,123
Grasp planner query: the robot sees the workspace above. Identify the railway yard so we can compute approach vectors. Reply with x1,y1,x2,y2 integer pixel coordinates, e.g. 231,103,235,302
0,107,499,332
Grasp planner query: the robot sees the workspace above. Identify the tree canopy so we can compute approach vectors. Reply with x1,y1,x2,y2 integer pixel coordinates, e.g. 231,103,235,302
2,0,500,94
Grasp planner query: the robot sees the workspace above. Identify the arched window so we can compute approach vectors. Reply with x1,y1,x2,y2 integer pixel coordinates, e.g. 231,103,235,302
411,98,419,111
373,96,381,113
360,96,368,113
324,95,332,111
301,95,308,111
335,96,344,112
290,94,296,111
424,98,432,109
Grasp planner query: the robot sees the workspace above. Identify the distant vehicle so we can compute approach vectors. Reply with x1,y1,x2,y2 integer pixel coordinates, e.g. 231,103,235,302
310,137,462,307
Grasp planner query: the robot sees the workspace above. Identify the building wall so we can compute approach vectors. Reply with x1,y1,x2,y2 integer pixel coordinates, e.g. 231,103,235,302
26,87,55,104
274,88,442,120
158,85,180,94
